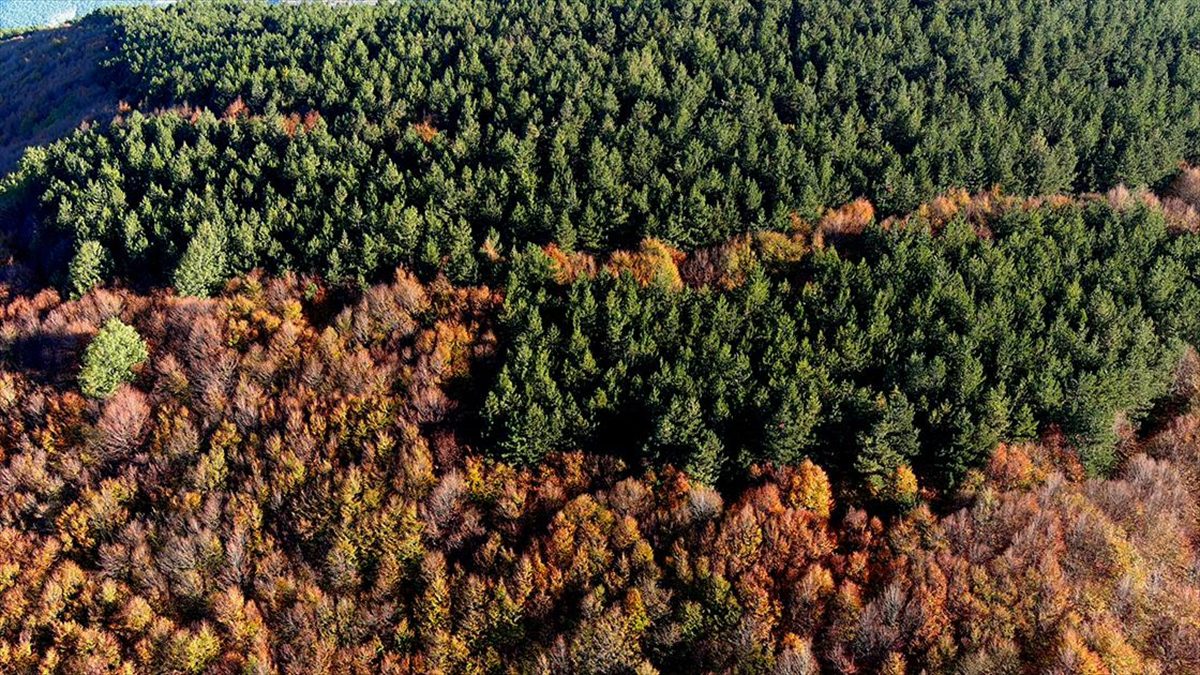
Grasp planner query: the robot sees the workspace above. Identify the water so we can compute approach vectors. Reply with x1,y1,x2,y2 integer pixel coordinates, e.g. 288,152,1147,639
0,0,172,29
0,1,364,31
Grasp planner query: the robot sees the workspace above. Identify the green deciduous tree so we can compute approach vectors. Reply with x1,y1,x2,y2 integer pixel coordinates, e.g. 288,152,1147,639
79,317,149,399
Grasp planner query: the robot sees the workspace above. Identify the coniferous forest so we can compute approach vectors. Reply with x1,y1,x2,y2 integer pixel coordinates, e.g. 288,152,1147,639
3,0,1200,672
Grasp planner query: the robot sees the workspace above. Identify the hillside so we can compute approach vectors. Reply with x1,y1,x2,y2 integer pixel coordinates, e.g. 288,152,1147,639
0,18,122,174
2,0,1200,672
0,192,1199,670
5,0,1200,290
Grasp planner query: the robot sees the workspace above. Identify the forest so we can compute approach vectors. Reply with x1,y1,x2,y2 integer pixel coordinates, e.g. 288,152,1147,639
6,0,1200,289
1,0,1200,672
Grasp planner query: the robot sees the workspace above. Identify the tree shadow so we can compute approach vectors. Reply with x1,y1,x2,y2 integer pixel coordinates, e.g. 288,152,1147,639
3,328,87,386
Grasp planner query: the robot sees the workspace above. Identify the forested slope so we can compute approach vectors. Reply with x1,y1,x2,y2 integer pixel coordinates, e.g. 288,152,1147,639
5,0,1200,289
1,212,1199,672
2,0,1200,672
483,193,1200,491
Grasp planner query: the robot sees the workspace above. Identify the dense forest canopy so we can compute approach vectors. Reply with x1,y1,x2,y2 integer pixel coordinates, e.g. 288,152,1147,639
0,269,1198,672
5,0,1200,289
2,0,1200,672
483,198,1200,490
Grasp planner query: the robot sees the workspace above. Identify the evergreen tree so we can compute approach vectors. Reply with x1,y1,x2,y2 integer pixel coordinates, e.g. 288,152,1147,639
67,240,107,299
173,219,228,297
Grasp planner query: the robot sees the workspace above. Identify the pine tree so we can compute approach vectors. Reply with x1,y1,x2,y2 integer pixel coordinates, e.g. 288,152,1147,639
67,240,108,299
173,219,228,297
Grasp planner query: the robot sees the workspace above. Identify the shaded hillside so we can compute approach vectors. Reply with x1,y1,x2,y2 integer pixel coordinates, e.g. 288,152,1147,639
0,17,121,174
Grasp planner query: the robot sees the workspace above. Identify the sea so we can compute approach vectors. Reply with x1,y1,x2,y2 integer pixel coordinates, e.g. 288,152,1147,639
0,0,370,30
0,0,172,29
